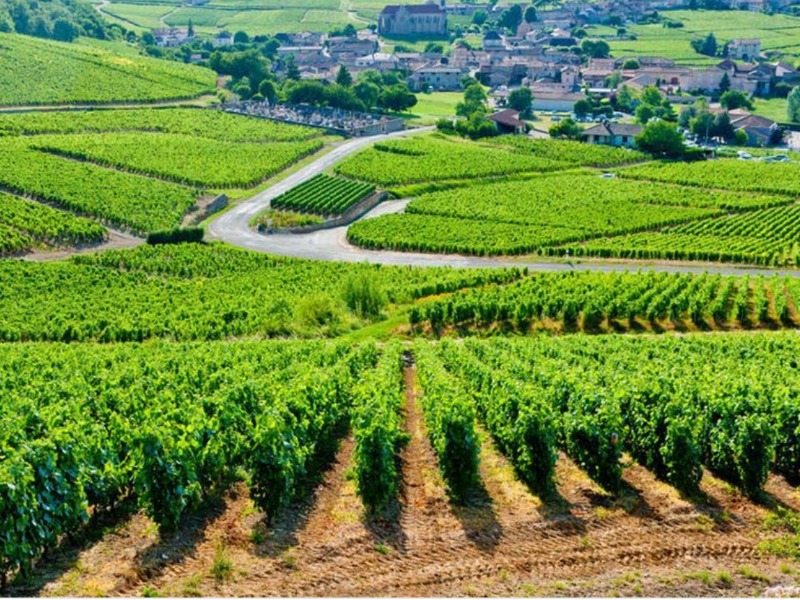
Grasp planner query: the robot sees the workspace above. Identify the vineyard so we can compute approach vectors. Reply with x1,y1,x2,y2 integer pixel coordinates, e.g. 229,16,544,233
564,203,800,266
0,33,216,106
485,136,649,167
410,270,800,333
339,136,800,265
0,243,523,342
0,139,197,234
0,192,106,255
0,108,320,141
271,174,376,217
618,159,800,196
334,135,568,186
0,108,328,235
32,133,323,188
4,332,800,595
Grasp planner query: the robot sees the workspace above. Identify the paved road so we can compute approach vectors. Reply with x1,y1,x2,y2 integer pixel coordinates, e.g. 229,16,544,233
208,129,800,278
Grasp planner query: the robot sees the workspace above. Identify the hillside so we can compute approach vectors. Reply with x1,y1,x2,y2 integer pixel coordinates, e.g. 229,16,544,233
0,32,217,106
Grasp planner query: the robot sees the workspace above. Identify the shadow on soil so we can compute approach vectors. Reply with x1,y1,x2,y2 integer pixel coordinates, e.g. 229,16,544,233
8,497,139,597
132,494,228,584
253,427,348,560
450,476,503,554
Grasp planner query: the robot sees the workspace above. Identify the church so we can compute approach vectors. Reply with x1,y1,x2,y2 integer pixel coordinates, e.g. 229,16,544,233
378,0,448,37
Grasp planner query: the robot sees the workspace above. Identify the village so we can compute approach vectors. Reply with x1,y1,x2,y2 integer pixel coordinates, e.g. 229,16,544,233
144,0,800,148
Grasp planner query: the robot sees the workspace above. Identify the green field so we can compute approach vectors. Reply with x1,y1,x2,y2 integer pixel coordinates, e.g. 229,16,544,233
0,108,327,235
0,32,216,106
99,2,173,29
413,270,799,333
0,243,521,341
405,92,463,125
753,97,793,123
0,192,107,255
338,134,800,266
607,9,800,65
272,174,375,216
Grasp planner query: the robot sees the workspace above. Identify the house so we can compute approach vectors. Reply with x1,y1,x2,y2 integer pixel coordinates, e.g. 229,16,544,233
582,121,642,148
213,32,234,47
354,53,402,72
378,2,447,37
277,31,325,47
152,28,193,47
328,37,378,59
727,110,782,145
727,39,761,62
531,90,587,111
483,31,508,51
488,109,527,134
408,66,463,91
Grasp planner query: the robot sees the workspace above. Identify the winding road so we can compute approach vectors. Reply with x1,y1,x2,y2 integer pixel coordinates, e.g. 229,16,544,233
208,128,800,278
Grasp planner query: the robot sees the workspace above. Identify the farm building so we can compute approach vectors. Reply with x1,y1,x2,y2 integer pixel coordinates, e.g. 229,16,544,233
152,28,193,47
582,122,642,148
531,90,586,112
408,66,463,91
488,109,527,134
727,39,762,62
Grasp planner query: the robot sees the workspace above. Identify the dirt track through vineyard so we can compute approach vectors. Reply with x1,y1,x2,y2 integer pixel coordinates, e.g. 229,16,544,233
19,364,800,598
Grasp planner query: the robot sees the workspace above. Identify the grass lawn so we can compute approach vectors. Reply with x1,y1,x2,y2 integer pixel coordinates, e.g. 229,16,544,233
609,9,800,66
403,91,463,125
752,97,793,123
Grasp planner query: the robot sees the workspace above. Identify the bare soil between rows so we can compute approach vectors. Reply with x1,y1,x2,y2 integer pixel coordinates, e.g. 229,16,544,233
12,365,800,598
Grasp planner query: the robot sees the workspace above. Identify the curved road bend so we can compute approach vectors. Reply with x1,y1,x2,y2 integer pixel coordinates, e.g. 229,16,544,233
209,128,800,279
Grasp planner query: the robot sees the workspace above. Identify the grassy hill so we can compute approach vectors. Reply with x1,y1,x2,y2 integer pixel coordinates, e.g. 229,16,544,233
0,32,217,106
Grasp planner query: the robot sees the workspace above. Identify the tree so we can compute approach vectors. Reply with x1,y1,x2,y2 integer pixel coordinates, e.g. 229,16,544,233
456,83,489,118
287,80,326,105
472,10,488,25
641,85,663,106
635,120,686,157
605,72,623,89
377,84,417,112
719,72,731,93
498,4,522,31
464,83,487,104
616,85,634,112
232,77,252,100
622,58,640,70
343,23,357,37
690,110,715,140
52,18,77,42
209,49,270,86
701,32,717,56
573,98,593,117
636,103,656,124
713,111,736,141
424,42,444,54
353,80,380,109
258,79,278,104
581,39,610,59
549,118,583,140
285,56,301,81
788,86,800,122
233,30,249,44
720,90,753,111
508,87,533,118
324,84,366,112
524,6,537,23
187,19,194,37
336,64,352,87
